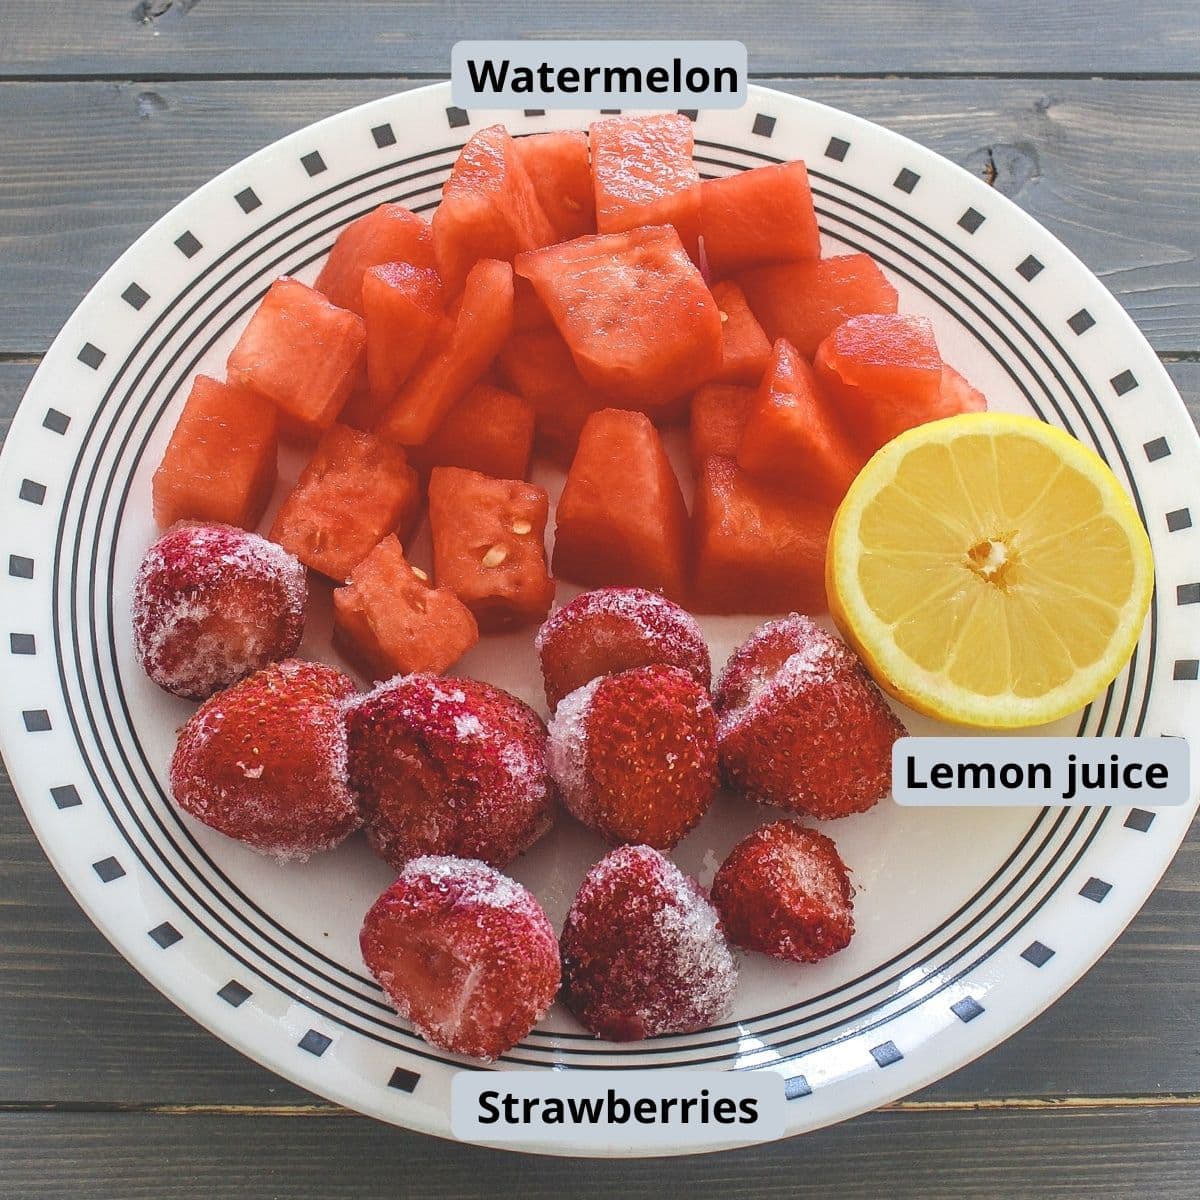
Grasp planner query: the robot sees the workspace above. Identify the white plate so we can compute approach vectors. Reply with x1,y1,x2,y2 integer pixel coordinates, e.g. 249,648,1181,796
1,83,1197,1157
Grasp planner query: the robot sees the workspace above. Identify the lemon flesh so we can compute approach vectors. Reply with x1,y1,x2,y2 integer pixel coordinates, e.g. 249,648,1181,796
826,413,1155,728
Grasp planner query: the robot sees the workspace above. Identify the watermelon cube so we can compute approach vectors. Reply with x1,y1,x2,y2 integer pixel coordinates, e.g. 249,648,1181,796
408,383,535,481
498,328,608,466
428,466,554,632
269,424,421,581
689,382,753,471
514,130,596,241
314,203,435,315
699,161,820,278
813,313,945,453
227,277,366,439
333,535,479,681
152,374,278,530
738,253,898,358
361,261,445,419
515,226,722,412
737,339,865,502
512,275,554,333
553,409,689,601
692,455,833,614
432,125,555,295
711,280,772,385
376,258,514,446
936,365,988,418
590,113,701,259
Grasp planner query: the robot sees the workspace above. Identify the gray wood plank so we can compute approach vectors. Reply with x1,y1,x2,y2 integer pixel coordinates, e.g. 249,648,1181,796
0,363,35,442
0,1106,1198,1200
2,0,1198,77
1,78,1197,355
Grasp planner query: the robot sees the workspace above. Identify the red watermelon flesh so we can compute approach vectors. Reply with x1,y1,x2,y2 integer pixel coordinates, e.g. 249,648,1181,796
738,254,898,358
315,203,435,315
737,339,864,502
814,313,945,454
432,125,556,294
590,113,701,260
700,161,820,278
514,130,596,241
514,225,722,411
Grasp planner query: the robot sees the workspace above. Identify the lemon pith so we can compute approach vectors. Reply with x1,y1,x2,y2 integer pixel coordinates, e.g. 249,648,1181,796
826,413,1155,728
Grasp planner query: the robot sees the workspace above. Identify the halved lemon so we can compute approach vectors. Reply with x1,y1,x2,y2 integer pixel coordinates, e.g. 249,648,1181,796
826,412,1155,728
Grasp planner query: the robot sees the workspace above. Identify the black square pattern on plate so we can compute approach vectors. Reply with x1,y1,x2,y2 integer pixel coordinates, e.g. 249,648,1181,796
1016,254,1043,280
1079,876,1112,903
77,343,105,369
825,136,850,161
175,231,202,258
958,208,986,234
894,168,920,193
51,785,82,809
870,1040,903,1068
599,108,621,115
677,109,698,121
1021,940,1055,967
9,555,35,579
218,980,252,1007
1178,583,1200,605
23,710,51,733
149,922,182,948
121,282,150,311
1125,808,1156,832
752,113,776,137
1166,508,1192,532
43,408,70,435
784,1075,812,1100
235,186,261,213
299,1030,332,1057
523,109,545,118
446,107,470,128
19,480,46,505
952,996,985,1023
1068,308,1095,335
301,151,327,176
10,633,36,655
1144,437,1171,462
388,1066,421,1093
1175,659,1200,681
92,856,125,883
372,122,396,148
1110,369,1138,396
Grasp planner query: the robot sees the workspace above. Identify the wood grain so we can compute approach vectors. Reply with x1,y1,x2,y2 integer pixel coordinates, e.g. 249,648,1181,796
0,79,1197,355
2,1,1199,78
0,1106,1198,1199
1,38,1199,1188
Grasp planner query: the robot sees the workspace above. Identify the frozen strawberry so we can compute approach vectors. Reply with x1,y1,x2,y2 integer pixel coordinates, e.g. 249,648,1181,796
169,659,359,860
547,665,717,850
560,844,736,1041
360,855,560,1060
535,587,711,711
133,523,307,701
711,821,855,962
346,674,555,870
713,615,905,819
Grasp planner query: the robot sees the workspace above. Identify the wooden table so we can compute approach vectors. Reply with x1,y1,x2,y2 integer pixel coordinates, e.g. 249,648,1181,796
1,4,1198,1195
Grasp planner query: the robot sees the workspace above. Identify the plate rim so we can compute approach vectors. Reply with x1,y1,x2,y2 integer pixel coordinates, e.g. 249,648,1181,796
1,79,1197,1157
